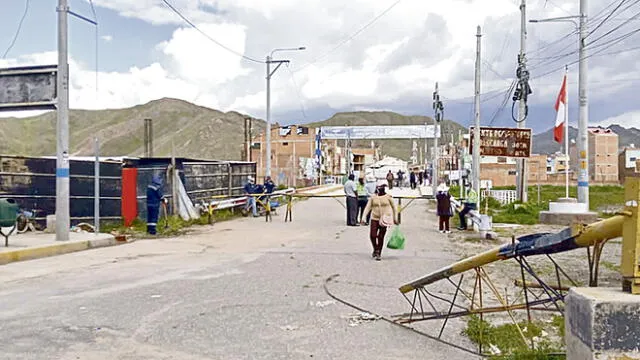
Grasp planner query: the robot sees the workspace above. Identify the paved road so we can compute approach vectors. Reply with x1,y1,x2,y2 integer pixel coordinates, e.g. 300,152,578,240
0,197,478,360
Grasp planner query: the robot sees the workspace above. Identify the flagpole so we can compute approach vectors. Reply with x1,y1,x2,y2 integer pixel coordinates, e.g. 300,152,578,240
565,65,569,199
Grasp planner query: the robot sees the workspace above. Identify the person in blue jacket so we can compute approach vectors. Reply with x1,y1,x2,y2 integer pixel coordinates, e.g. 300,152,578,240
244,176,259,217
264,176,276,194
146,174,164,235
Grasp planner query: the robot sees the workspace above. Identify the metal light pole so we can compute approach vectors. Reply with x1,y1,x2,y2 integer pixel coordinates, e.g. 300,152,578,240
265,47,305,178
432,82,443,195
530,11,588,206
56,0,70,241
473,26,482,197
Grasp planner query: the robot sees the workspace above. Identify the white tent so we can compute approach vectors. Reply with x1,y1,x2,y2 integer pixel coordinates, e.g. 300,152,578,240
366,156,408,180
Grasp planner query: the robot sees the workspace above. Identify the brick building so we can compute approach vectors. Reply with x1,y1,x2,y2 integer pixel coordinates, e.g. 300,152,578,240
588,127,619,183
619,146,640,183
251,125,319,187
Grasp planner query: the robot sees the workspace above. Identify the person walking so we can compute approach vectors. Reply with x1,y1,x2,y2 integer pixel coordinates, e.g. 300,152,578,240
396,170,404,188
363,180,398,261
146,174,164,235
364,175,376,225
409,170,417,190
344,174,358,226
386,170,394,189
418,170,424,187
457,183,478,230
436,183,452,233
356,177,369,225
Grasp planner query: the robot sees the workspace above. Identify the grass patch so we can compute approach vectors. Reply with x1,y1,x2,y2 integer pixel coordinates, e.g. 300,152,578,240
463,315,565,359
600,260,620,272
101,208,242,238
492,185,624,215
491,203,544,225
551,315,565,340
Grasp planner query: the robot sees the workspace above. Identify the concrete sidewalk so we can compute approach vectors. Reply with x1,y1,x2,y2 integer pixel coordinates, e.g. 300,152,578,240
0,231,126,266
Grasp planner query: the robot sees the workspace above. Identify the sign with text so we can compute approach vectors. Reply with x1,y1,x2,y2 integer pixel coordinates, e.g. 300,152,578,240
0,65,57,111
469,127,532,158
320,125,439,140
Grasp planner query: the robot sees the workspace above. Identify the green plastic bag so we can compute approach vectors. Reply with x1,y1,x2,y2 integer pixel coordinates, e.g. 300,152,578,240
387,226,405,250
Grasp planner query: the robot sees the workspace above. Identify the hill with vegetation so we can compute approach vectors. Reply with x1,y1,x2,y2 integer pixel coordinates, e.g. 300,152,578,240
0,98,261,160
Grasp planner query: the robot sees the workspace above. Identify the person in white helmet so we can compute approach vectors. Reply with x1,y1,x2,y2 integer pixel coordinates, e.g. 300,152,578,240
363,180,398,261
243,176,258,217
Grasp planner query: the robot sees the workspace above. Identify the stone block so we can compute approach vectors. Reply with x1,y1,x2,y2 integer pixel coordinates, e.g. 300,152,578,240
45,215,56,233
566,287,640,360
539,211,598,226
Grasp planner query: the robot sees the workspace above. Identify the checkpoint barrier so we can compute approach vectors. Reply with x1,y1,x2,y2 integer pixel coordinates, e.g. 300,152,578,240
196,188,296,223
282,192,434,224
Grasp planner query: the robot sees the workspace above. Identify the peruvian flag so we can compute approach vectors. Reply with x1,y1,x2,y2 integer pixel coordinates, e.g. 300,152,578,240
554,74,568,143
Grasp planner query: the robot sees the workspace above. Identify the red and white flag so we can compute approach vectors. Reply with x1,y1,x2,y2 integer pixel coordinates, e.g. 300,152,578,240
554,74,567,143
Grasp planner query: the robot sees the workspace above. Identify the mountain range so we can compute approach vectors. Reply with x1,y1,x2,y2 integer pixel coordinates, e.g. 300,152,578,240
0,98,638,160
531,124,640,154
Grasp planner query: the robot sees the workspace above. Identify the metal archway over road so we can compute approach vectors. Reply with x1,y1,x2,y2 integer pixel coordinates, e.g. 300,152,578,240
319,125,440,140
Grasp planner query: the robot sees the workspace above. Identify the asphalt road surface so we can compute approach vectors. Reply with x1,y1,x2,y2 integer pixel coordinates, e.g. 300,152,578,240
0,196,479,360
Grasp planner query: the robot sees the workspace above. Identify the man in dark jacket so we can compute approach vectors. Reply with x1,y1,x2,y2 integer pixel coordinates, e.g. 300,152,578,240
264,176,276,194
146,174,164,235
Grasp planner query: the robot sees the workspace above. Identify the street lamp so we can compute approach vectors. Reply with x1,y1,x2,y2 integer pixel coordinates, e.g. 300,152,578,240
265,47,306,179
530,8,589,208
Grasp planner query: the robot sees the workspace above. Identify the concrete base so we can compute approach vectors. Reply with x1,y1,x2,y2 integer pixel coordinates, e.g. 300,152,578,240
566,287,640,360
539,211,598,225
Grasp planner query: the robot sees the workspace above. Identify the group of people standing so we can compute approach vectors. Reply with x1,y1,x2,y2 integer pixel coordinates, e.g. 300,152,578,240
344,175,398,261
385,168,430,190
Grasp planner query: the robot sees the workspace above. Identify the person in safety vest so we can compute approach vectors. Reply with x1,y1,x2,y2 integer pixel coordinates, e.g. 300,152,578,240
146,174,165,235
457,183,478,231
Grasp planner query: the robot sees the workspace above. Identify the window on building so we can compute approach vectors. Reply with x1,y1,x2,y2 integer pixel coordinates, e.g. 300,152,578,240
283,142,289,146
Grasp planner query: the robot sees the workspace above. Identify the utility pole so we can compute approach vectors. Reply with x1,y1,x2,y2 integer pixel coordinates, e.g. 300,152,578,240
515,0,530,203
473,26,482,197
56,0,70,241
578,0,590,207
432,82,443,194
265,47,305,178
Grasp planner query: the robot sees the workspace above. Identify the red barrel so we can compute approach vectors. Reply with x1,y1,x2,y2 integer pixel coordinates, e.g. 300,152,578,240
121,168,138,227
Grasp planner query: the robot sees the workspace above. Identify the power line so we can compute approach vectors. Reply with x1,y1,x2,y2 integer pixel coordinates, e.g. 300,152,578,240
2,0,30,59
587,9,640,45
488,80,517,126
531,32,640,80
160,0,263,64
291,0,403,73
285,63,308,122
586,0,628,39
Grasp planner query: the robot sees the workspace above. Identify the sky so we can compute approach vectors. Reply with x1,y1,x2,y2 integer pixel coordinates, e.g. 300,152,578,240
0,0,639,134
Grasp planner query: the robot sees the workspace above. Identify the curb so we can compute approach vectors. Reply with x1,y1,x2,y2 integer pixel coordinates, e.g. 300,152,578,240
0,235,129,266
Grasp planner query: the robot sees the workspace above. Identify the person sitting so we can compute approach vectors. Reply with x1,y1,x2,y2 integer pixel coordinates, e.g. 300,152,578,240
457,184,478,230
244,176,259,217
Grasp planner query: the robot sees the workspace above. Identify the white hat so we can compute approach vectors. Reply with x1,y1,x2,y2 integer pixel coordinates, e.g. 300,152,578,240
247,176,255,183
376,179,388,187
437,183,449,192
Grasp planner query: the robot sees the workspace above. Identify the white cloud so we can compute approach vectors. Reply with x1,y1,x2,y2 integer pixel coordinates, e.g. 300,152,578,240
101,35,113,42
1,0,639,127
